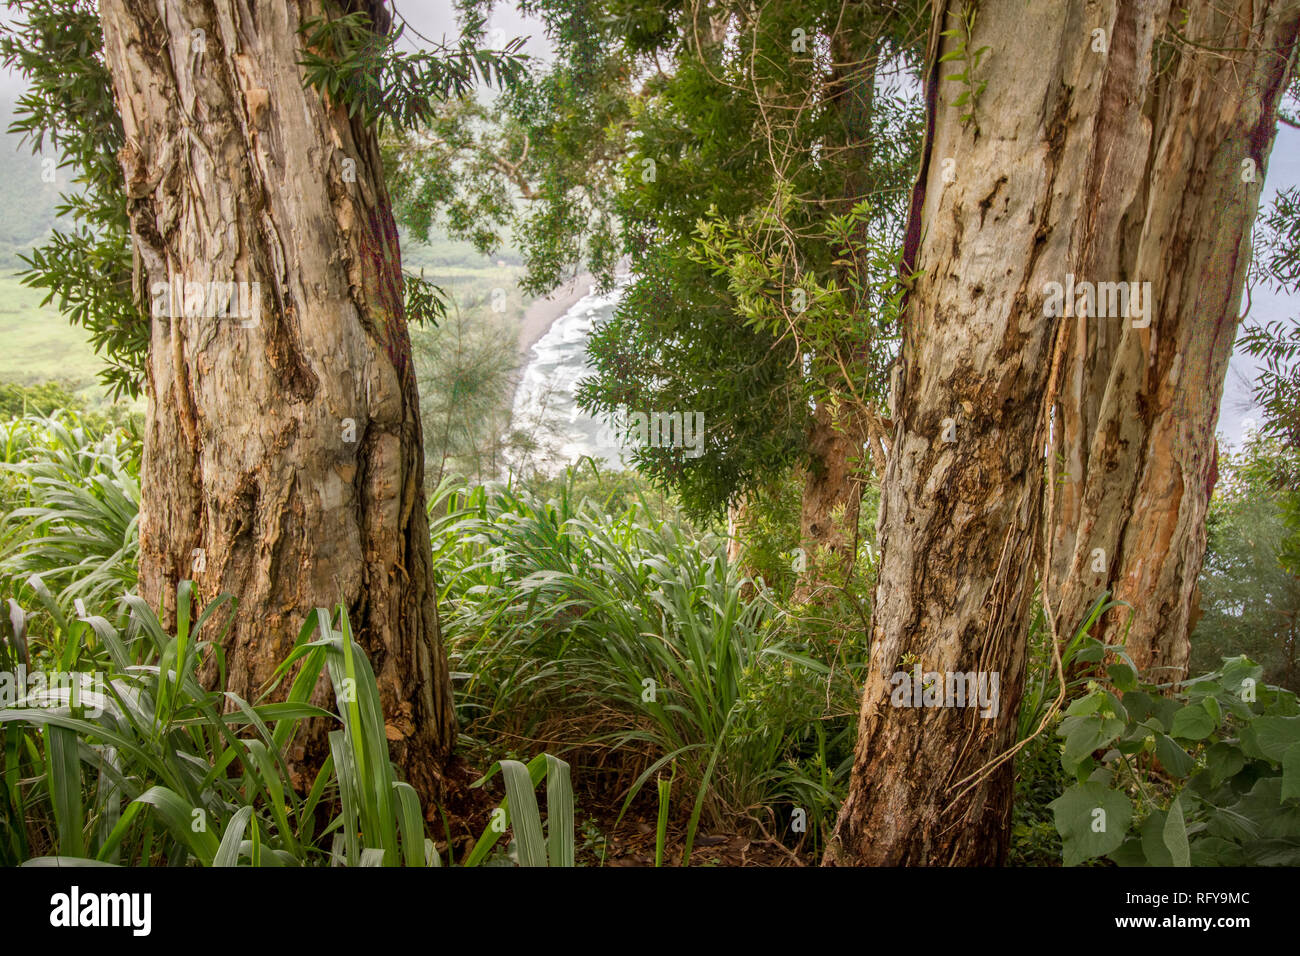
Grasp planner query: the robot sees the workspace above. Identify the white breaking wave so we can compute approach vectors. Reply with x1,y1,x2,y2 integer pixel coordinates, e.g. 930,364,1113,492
510,274,632,468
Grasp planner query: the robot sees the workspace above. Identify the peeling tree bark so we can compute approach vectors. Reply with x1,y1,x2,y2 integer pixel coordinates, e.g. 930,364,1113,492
827,0,1300,866
794,403,867,603
99,0,456,807
827,0,1178,866
1047,0,1300,685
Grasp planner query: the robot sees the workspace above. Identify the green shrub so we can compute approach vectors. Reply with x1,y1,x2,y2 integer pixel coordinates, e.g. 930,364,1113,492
0,412,140,621
1049,647,1300,866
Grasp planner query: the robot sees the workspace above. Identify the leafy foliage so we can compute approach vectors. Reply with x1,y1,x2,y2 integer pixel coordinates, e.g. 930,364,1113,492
0,0,141,397
412,300,523,487
1193,434,1300,689
0,381,89,421
394,0,927,516
298,8,527,132
1050,647,1300,867
0,413,141,621
1240,185,1300,442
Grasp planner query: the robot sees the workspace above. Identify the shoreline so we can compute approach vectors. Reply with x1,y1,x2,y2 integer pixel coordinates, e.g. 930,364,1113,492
516,273,594,360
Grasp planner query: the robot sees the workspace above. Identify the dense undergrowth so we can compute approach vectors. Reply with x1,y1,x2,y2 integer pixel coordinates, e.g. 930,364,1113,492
429,471,864,858
2,402,1298,866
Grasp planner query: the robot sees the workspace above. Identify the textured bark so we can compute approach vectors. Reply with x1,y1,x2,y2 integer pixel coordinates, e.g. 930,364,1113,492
726,495,748,569
1047,0,1300,685
793,403,867,603
100,0,456,806
825,0,1180,866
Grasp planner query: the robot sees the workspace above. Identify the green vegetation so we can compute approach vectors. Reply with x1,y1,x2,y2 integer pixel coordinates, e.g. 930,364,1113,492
0,0,1296,872
429,470,863,859
0,575,572,867
0,410,140,624
1193,434,1300,689
3,405,1296,866
1050,648,1300,867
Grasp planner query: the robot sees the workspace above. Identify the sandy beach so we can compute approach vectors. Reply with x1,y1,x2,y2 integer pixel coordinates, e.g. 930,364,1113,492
516,273,594,359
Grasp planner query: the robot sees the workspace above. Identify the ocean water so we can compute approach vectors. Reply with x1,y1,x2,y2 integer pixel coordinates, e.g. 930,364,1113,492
510,276,632,469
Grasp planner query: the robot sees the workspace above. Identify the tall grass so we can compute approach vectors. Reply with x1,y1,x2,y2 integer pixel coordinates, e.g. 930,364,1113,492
0,581,573,867
429,470,863,857
0,410,856,863
0,413,140,619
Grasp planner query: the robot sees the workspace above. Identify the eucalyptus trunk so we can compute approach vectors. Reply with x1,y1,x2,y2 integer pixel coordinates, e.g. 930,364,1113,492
1046,0,1300,685
99,0,456,805
826,0,1298,866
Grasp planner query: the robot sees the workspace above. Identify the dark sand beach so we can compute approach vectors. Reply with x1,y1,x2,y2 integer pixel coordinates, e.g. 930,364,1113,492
516,274,594,359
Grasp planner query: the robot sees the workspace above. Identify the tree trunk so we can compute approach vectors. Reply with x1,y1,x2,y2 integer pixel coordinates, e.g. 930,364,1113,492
100,0,456,806
725,495,748,569
825,0,1180,866
794,402,866,603
1046,0,1300,685
790,29,882,605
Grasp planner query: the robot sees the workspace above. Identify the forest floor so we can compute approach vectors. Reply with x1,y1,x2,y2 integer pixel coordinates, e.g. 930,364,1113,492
439,753,810,867
578,803,807,867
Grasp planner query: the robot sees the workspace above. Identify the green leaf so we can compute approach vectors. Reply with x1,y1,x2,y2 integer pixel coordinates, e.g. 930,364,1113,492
214,806,253,867
500,758,546,867
1107,835,1147,866
463,754,548,867
1253,716,1300,762
1061,714,1125,771
1241,840,1300,865
44,724,85,858
1065,693,1104,717
392,781,429,868
1219,656,1264,696
1171,704,1216,741
1107,661,1138,692
1152,696,1181,734
544,754,575,868
1162,796,1191,867
1203,741,1245,787
1076,649,1106,668
1050,782,1133,866
133,786,220,866
21,856,120,867
1190,836,1246,866
1138,810,1172,865
1282,742,1300,802
1230,778,1300,838
1121,691,1159,726
1202,695,1222,725
1155,734,1196,779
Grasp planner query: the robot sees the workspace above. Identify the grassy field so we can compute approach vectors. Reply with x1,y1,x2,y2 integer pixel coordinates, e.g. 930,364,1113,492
0,236,532,409
0,272,105,395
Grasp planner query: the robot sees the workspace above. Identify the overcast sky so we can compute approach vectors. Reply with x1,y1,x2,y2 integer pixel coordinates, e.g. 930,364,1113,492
0,0,1292,447
386,0,550,60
